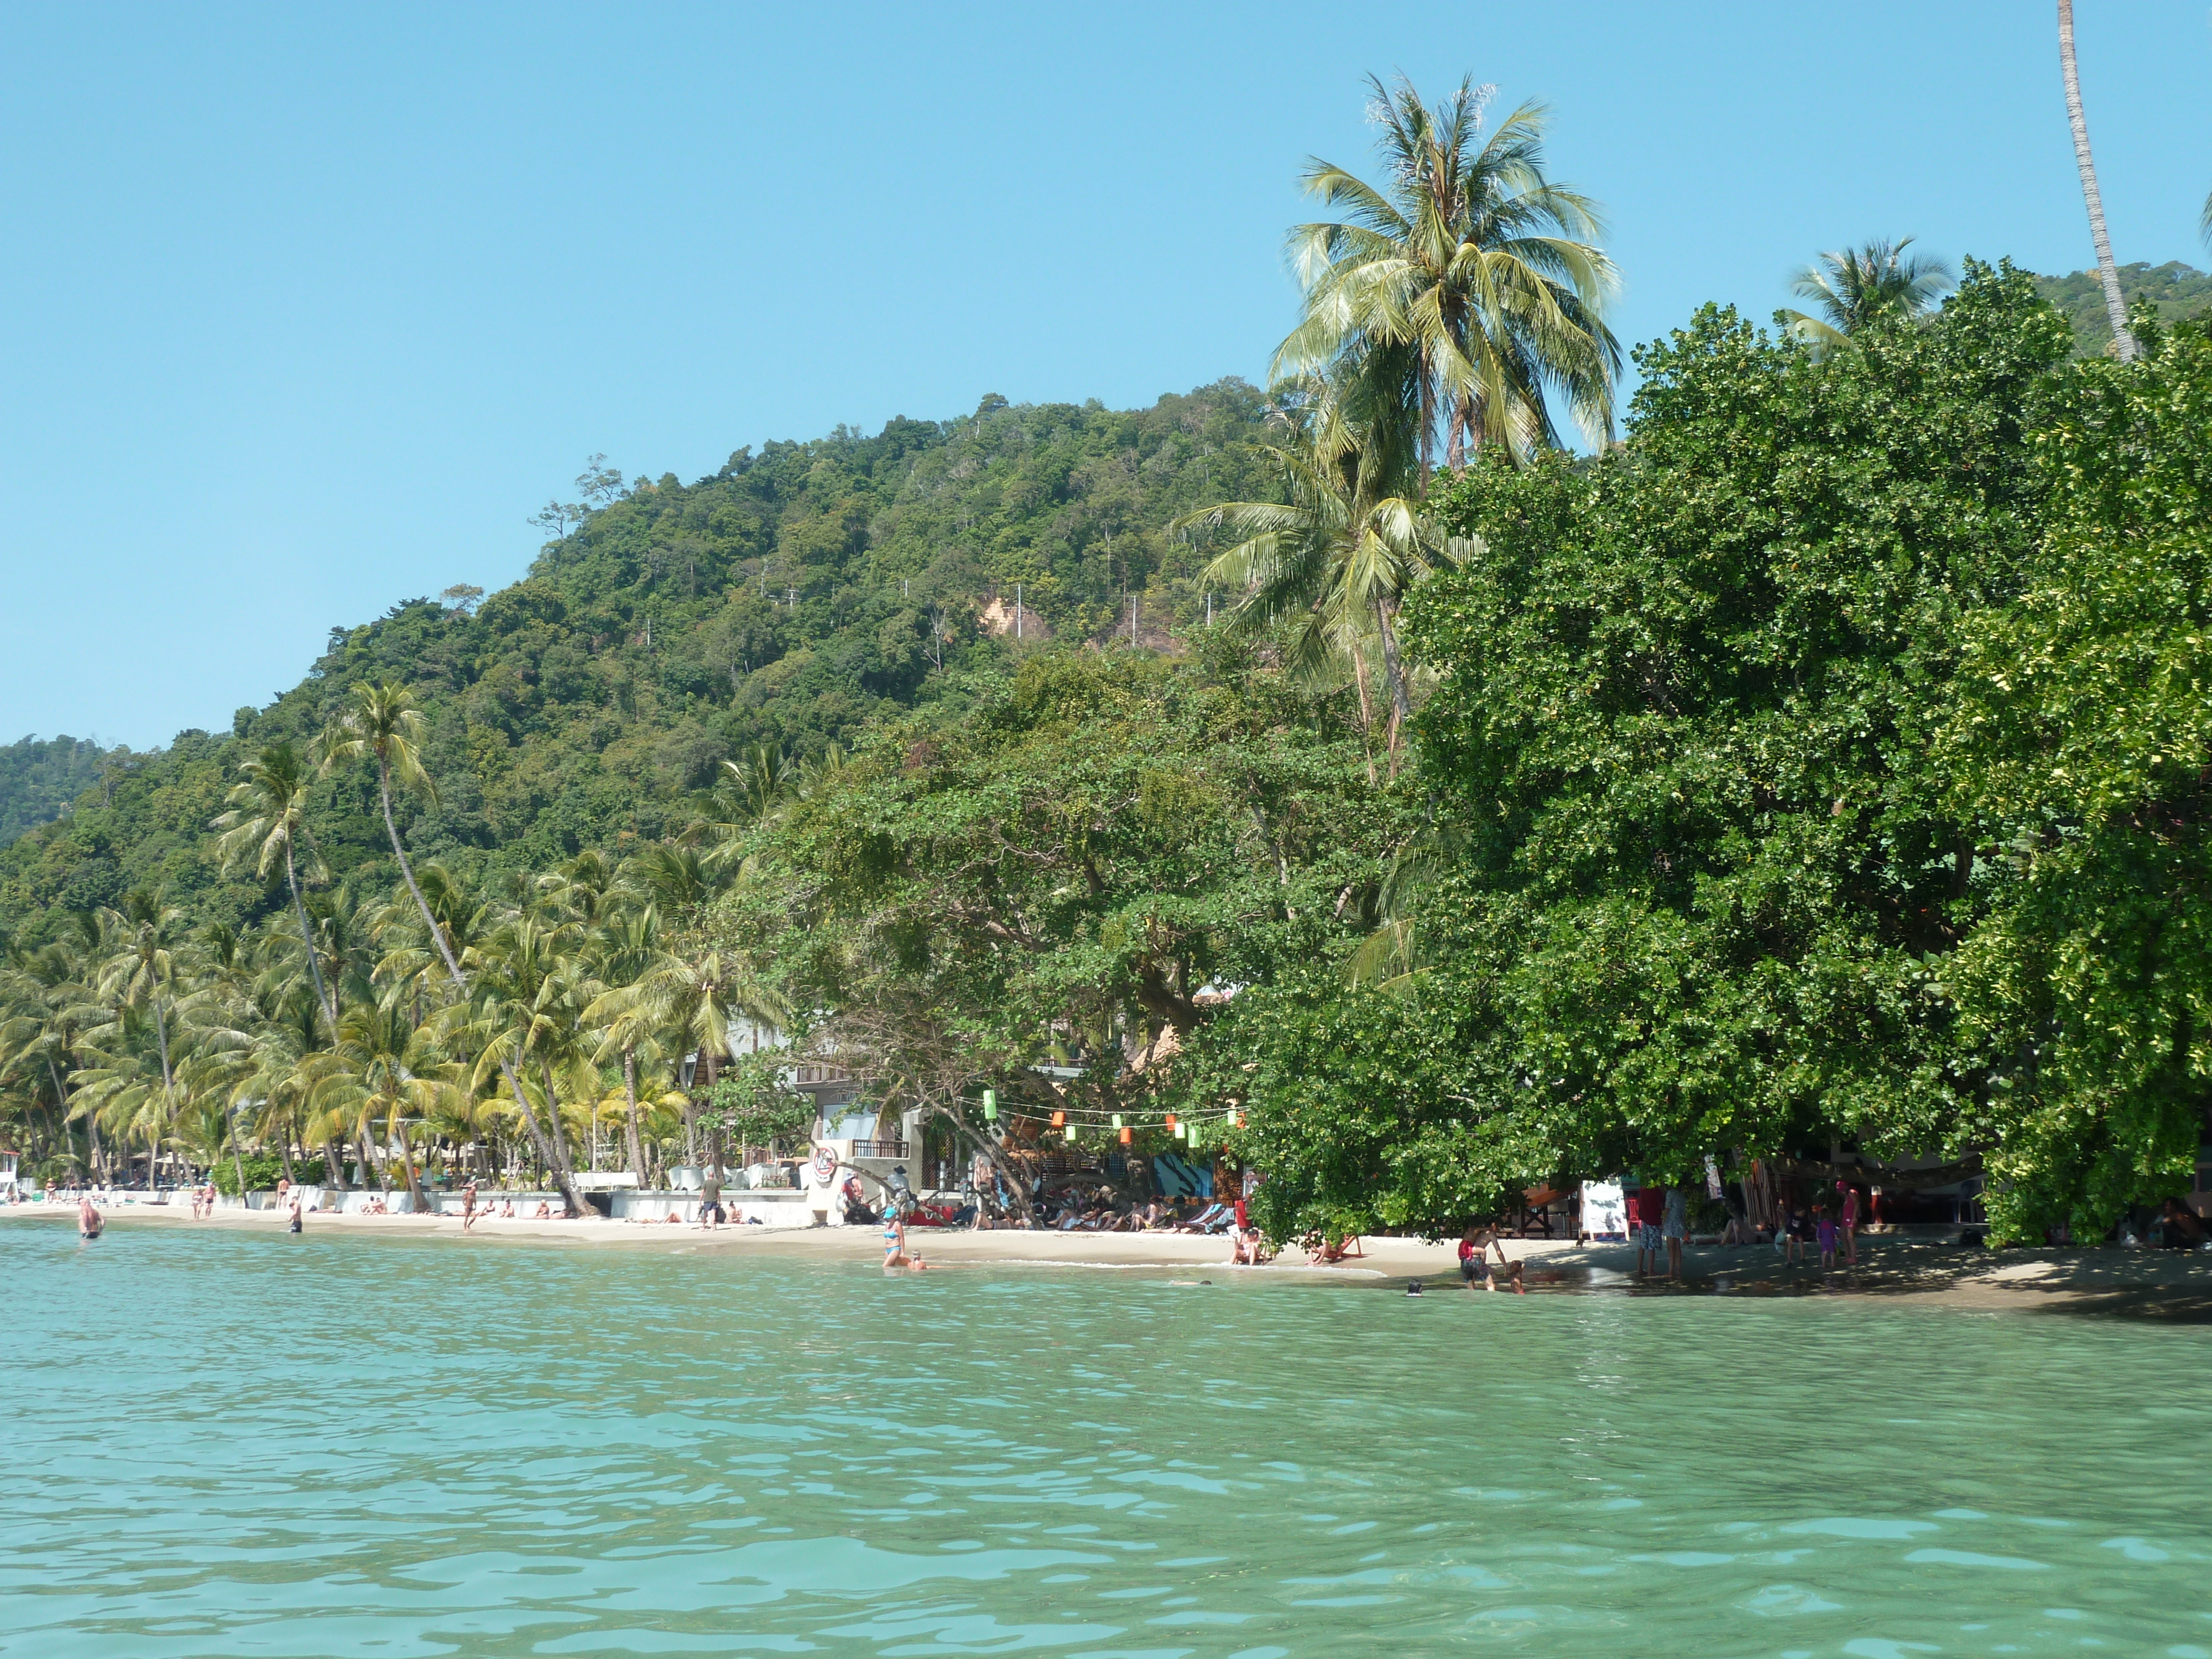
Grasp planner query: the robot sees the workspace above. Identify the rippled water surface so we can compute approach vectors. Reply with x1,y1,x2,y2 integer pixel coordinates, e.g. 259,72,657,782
4,1219,2211,1658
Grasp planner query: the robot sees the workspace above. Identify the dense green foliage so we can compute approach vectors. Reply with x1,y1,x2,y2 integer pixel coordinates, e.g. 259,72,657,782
1190,269,2212,1245
0,384,1279,948
2034,260,2212,355
723,648,1402,1186
0,735,117,846
1942,315,2212,1234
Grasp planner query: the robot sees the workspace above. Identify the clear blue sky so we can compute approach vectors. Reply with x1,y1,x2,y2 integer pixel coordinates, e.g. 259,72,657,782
3,1,2206,748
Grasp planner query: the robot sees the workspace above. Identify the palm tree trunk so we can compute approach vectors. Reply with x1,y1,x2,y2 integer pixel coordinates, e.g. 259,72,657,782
1375,595,1414,775
702,1047,723,1188
394,1114,430,1216
231,1111,247,1202
375,754,587,1218
622,1049,645,1180
284,842,338,1033
322,1136,347,1190
2058,0,2137,361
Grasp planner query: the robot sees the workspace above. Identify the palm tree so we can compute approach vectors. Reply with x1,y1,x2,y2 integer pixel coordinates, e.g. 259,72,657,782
1780,239,1954,358
1276,74,1620,473
320,682,585,1215
589,943,788,1181
2057,0,2137,361
1175,419,1459,766
450,915,592,1214
213,740,337,1033
306,998,450,1217
96,890,190,1184
581,902,664,1180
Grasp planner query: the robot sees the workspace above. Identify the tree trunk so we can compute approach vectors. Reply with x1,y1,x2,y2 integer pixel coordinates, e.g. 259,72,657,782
702,1047,723,1190
322,1137,347,1190
939,1104,1036,1227
622,1050,646,1181
231,1114,247,1203
1375,595,1414,776
2058,0,2137,361
500,1061,587,1218
394,1114,431,1217
285,841,338,1035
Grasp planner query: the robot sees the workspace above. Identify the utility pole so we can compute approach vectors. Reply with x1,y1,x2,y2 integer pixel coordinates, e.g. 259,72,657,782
1015,582,1023,639
1129,594,1138,648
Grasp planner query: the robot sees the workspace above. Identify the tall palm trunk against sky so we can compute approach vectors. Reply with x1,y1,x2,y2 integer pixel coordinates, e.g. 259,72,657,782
2057,0,2137,361
215,742,338,1035
322,682,587,1215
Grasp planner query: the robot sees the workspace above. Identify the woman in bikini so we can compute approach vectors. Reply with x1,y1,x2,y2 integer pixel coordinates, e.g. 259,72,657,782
882,1212,925,1271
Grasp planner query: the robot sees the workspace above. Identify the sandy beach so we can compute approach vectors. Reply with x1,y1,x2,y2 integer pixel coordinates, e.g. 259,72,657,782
14,1199,2212,1316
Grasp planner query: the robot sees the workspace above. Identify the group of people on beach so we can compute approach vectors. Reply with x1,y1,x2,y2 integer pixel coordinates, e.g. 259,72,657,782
1629,1177,1864,1276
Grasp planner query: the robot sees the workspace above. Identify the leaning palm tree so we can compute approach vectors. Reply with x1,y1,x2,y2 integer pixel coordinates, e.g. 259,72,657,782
213,740,337,1033
2057,0,2137,361
1780,239,1954,358
1277,74,1620,473
1175,416,1457,766
320,682,585,1216
447,915,592,1214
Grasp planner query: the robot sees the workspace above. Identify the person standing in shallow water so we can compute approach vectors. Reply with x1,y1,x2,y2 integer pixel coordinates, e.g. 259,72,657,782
1838,1182,1860,1266
1662,1184,1687,1280
288,1193,303,1234
79,1194,102,1239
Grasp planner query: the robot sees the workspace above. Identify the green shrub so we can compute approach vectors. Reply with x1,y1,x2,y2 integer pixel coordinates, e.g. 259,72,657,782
210,1154,289,1196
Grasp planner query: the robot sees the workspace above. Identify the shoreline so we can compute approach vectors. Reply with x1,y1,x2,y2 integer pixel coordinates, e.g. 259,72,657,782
12,1202,2212,1314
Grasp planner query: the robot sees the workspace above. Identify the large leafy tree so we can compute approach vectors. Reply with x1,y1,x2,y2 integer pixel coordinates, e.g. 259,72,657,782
741,650,1403,1206
1188,263,2073,1237
1276,74,1620,472
1942,315,2212,1237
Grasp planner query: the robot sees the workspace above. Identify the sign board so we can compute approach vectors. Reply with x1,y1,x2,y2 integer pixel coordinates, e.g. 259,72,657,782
1580,1180,1627,1242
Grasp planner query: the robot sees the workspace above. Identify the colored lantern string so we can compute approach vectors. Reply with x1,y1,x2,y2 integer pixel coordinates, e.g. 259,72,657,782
1063,1124,1076,1142
1119,1127,1132,1145
983,1087,997,1121
1051,1109,1065,1128
1110,1113,1122,1130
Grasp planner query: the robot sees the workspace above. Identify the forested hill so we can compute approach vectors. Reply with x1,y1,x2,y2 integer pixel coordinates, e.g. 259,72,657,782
0,381,1279,944
2034,260,2212,353
0,736,118,846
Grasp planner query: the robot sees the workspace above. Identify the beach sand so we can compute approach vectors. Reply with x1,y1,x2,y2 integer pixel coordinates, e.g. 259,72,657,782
14,1201,2212,1316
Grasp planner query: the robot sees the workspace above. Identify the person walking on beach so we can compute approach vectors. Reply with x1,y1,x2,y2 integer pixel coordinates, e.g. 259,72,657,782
462,1179,479,1232
1662,1183,1687,1280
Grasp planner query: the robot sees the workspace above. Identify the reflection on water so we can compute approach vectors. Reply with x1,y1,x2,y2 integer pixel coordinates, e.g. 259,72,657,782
3,1219,2210,1657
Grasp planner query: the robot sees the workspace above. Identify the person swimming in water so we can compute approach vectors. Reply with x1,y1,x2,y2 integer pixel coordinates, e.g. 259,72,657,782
79,1194,103,1239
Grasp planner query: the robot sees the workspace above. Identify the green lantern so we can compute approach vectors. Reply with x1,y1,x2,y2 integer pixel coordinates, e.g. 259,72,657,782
1063,1124,1077,1142
1111,1113,1123,1131
982,1088,997,1121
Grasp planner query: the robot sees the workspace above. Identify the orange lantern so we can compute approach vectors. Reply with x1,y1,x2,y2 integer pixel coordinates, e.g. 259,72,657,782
1051,1109,1065,1128
1119,1126,1132,1146
1165,1114,1178,1133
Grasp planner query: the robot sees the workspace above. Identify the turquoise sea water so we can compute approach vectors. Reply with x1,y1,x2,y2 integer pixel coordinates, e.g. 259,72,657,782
3,1220,2210,1658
